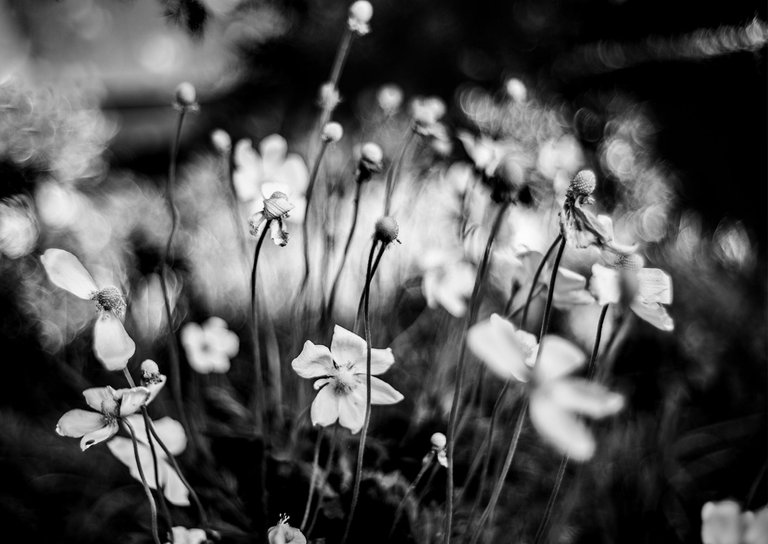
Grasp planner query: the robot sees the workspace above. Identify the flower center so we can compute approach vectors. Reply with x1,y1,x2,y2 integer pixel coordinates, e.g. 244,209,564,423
92,286,126,316
331,365,357,396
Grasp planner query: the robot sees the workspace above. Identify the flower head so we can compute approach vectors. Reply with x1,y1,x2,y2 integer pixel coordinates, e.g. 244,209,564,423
56,386,151,451
411,97,446,136
321,122,344,143
357,142,384,182
211,129,231,154
291,325,403,433
430,432,448,467
174,82,198,110
181,317,240,374
318,82,341,111
140,359,168,403
41,249,135,370
377,84,403,114
249,192,295,246
421,250,475,317
505,78,527,103
348,1,373,35
374,216,400,245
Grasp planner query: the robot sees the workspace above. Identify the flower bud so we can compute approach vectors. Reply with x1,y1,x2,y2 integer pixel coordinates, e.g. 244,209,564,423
357,142,384,181
321,122,344,143
318,82,341,110
374,216,400,245
377,84,403,114
430,432,447,450
348,1,373,35
211,129,231,154
141,360,160,376
174,82,197,108
505,78,527,103
569,170,597,198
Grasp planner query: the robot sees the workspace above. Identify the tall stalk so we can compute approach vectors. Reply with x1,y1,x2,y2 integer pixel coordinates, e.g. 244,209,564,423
124,418,163,544
301,139,331,292
300,427,325,531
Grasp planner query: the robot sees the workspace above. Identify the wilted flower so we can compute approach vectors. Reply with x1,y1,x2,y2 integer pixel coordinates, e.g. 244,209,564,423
268,515,307,544
347,1,373,35
180,317,240,374
420,250,475,317
249,191,295,246
291,325,403,433
468,315,624,460
56,386,151,451
233,135,309,220
589,257,674,331
166,527,208,544
41,249,135,370
140,359,168,403
430,432,448,467
107,415,189,506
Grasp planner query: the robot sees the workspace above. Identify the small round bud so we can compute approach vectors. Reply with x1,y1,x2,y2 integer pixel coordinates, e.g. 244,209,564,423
430,432,447,450
211,129,231,154
141,360,160,376
174,82,197,108
570,170,596,197
377,84,403,113
321,122,344,143
505,78,527,103
348,1,373,35
374,216,399,244
318,82,341,110
361,142,383,166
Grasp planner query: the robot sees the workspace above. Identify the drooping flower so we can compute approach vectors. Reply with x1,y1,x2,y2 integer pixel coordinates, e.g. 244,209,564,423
41,249,135,370
468,315,624,461
589,255,674,331
291,325,403,434
248,191,295,247
180,317,239,374
430,432,448,468
107,415,189,506
166,527,208,544
268,515,307,544
420,249,475,317
56,386,151,451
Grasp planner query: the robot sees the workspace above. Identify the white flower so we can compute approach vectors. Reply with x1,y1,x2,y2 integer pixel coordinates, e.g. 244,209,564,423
180,317,239,374
167,527,208,544
233,135,309,222
56,386,152,451
107,415,189,506
421,249,475,317
468,315,624,461
248,191,295,247
268,515,307,544
41,249,135,371
291,325,403,433
589,262,674,331
701,500,750,544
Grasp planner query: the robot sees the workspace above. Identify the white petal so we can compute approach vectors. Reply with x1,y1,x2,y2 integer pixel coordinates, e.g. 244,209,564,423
159,459,190,506
269,219,289,247
80,419,118,451
553,268,594,308
630,300,674,331
529,389,595,461
534,335,585,382
123,414,150,445
369,376,404,405
292,341,334,378
338,389,366,434
83,386,115,412
370,348,395,375
56,409,105,438
331,325,367,370
636,268,673,305
151,417,187,456
259,134,288,178
310,385,339,428
547,379,624,419
589,264,621,306
467,315,531,382
41,248,98,299
93,313,136,371
233,139,261,202
277,154,310,194
116,387,151,416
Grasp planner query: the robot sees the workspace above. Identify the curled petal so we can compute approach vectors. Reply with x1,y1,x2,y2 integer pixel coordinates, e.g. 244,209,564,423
83,386,117,412
269,219,289,246
467,315,531,382
160,461,190,506
248,213,266,237
310,385,339,428
292,341,334,378
93,312,136,371
80,419,119,450
636,268,673,305
56,409,105,438
535,335,586,383
548,379,624,419
116,387,151,416
369,376,404,405
630,300,674,331
41,248,98,299
529,388,595,461
331,325,367,370
338,389,366,434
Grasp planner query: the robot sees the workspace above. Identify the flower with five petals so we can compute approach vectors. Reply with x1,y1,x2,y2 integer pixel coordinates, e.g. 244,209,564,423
180,317,239,374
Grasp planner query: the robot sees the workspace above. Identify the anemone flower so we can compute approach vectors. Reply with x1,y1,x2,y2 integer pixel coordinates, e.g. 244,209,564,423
248,191,295,247
56,386,151,451
291,325,403,434
268,515,307,544
468,314,624,461
180,317,239,374
421,249,475,317
589,259,674,331
41,248,135,370
232,135,309,222
107,415,189,506
701,500,755,544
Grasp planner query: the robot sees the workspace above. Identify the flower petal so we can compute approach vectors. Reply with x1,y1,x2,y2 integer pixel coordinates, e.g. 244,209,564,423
589,264,621,306
467,315,531,382
41,248,98,299
292,341,334,378
534,335,586,383
331,325,367,370
338,389,366,434
83,386,116,412
277,154,310,193
636,268,673,305
80,419,119,450
547,379,624,419
369,376,404,405
259,134,288,178
93,312,136,371
116,387,151,416
630,300,674,331
270,219,289,247
553,268,594,308
529,388,595,461
370,348,395,375
151,417,187,456
310,385,339,428
146,375,167,404
56,409,105,438
159,460,190,506
233,139,262,202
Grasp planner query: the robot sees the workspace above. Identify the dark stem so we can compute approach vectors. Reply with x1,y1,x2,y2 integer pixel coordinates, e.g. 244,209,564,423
520,234,563,330
353,241,385,334
319,27,353,127
124,418,163,544
444,200,511,544
307,426,340,538
587,305,610,378
389,454,435,539
300,427,325,531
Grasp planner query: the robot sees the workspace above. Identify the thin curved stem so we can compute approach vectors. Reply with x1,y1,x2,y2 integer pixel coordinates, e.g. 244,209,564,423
538,237,566,340
353,241,385,334
520,234,562,330
301,140,330,292
300,427,325,532
319,27,353,128
250,224,270,431
124,418,163,544
533,453,569,544
389,454,435,539
384,128,417,215
444,200,511,544
307,426,340,538
340,240,385,544
587,305,610,378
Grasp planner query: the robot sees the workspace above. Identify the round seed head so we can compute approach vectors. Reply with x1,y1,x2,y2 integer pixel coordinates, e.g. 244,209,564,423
321,122,344,143
349,1,373,24
570,169,597,197
141,360,160,376
174,82,197,108
430,432,447,449
92,286,126,316
211,129,231,154
374,216,399,244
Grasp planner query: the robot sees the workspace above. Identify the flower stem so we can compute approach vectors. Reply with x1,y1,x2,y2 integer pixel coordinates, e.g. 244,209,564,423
444,200,511,544
389,454,435,539
353,240,385,334
307,425,340,538
301,140,331,293
384,128,417,215
587,305,610,378
250,223,270,432
300,427,325,532
340,240,386,544
124,418,163,544
319,27,353,127
520,234,562,330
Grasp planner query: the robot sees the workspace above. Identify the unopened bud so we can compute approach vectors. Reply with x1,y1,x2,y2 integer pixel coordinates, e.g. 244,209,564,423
569,170,596,197
374,216,400,244
430,432,447,450
357,142,384,181
174,82,197,108
505,78,527,103
322,122,344,143
211,129,231,154
377,84,403,113
348,1,373,35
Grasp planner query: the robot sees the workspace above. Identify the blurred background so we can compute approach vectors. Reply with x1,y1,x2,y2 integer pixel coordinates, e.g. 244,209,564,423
0,1,765,543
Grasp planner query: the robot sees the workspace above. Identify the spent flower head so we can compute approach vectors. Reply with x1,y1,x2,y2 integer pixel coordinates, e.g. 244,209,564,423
374,216,400,245
322,122,344,143
249,192,295,246
211,129,232,154
347,1,373,35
